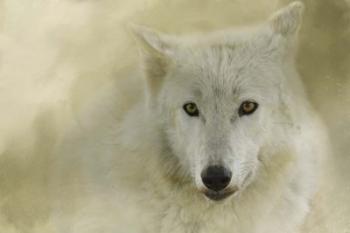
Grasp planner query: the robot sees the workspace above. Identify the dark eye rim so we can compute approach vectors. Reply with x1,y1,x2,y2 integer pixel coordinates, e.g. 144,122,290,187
183,102,200,117
238,101,259,117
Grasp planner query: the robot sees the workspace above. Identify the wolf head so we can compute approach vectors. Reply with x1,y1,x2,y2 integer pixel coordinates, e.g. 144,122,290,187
132,2,304,201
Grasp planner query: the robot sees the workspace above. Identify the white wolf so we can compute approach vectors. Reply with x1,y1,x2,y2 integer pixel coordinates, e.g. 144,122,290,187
53,2,328,233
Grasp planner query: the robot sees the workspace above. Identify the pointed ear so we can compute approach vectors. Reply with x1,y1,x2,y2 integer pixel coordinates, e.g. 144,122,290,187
269,1,305,37
129,24,174,97
130,24,174,55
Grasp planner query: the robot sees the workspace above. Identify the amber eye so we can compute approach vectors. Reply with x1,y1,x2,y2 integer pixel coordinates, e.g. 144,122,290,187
239,101,258,116
183,102,199,117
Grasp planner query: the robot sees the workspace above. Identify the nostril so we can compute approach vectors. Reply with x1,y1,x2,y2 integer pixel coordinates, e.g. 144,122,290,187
201,166,232,192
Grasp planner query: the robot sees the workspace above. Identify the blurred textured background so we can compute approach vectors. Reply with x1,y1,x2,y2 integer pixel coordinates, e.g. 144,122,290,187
0,0,349,232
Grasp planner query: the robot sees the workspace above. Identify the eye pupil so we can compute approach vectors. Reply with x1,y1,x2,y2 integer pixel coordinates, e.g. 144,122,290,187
183,102,199,117
244,103,253,111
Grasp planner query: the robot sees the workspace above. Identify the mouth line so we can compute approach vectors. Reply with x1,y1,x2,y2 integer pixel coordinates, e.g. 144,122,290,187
203,187,238,201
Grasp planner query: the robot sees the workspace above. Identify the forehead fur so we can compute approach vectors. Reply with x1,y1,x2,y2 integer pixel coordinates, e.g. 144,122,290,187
166,29,282,101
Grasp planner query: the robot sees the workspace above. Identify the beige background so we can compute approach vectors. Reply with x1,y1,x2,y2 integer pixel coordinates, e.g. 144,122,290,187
0,0,349,232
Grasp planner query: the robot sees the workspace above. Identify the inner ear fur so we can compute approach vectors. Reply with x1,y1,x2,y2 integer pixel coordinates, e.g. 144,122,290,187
269,1,305,37
130,24,173,96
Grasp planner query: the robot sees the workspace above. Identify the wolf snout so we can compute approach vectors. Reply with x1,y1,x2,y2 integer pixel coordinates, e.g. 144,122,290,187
201,165,232,192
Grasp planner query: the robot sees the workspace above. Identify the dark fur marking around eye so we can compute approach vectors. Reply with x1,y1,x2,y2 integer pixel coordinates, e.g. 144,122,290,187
238,101,258,117
183,102,200,117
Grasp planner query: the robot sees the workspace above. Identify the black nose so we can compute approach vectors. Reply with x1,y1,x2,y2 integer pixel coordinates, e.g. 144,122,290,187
201,166,232,192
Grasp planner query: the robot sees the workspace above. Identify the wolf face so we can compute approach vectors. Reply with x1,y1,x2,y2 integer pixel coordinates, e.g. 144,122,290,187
132,2,304,201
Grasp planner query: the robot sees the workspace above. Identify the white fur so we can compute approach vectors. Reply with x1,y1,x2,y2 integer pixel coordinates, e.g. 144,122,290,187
52,2,328,233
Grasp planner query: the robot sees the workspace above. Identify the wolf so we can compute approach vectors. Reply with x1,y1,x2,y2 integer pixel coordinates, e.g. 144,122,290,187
52,2,328,233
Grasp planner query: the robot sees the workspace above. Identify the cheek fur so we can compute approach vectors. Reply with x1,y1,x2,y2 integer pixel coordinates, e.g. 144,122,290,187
227,126,262,185
165,111,201,172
